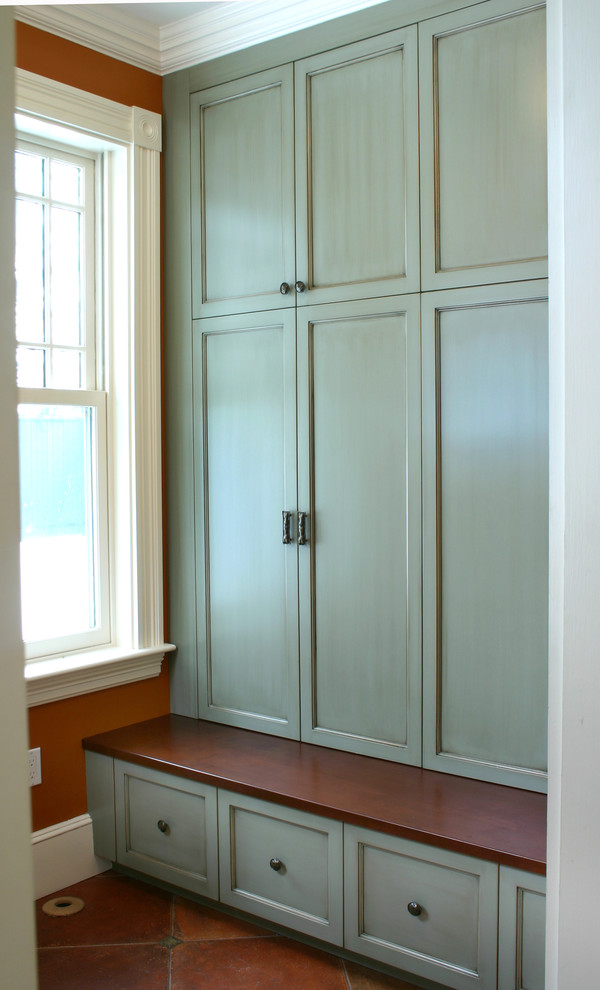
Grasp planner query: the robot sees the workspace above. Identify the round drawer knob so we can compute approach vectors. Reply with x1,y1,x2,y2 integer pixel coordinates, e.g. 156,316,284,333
407,901,423,917
157,819,170,834
295,280,306,293
280,282,291,295
269,857,283,872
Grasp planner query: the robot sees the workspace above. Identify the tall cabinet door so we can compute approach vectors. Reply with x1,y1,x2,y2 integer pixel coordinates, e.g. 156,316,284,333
298,297,422,763
294,27,419,306
419,0,547,290
194,311,300,737
422,281,549,790
190,65,296,318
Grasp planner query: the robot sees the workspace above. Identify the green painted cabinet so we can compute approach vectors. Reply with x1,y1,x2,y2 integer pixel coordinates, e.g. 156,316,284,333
344,824,499,990
422,281,549,790
419,0,547,290
297,297,422,762
193,310,300,738
190,65,296,318
113,760,219,897
190,28,420,319
167,0,549,791
218,789,344,944
498,867,546,990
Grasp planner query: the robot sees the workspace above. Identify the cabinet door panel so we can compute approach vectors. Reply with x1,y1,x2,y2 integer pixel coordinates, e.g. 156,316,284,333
295,28,419,305
191,66,295,318
423,282,548,789
498,867,546,990
420,1,547,289
195,312,299,736
298,297,421,762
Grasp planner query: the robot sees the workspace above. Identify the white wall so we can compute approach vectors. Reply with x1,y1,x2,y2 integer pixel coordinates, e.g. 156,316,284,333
0,8,38,989
546,0,600,985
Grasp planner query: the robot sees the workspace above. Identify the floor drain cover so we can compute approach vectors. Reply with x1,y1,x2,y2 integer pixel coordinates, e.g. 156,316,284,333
42,896,85,917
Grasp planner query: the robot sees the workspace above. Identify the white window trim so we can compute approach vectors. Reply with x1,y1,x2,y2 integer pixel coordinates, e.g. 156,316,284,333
15,69,174,707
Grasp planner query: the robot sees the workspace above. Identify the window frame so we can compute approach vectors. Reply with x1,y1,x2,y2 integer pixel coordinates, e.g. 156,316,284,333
15,69,174,706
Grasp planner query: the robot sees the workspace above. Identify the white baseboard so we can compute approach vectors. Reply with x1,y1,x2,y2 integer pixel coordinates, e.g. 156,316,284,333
31,813,111,900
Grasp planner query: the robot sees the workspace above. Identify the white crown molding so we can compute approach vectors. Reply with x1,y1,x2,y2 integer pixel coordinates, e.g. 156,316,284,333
16,4,162,74
15,1,388,76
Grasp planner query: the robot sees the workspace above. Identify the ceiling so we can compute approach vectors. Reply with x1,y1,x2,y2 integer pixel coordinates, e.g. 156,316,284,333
14,1,388,75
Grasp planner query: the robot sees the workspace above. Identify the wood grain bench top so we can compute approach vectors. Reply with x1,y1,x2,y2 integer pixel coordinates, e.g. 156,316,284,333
83,715,546,874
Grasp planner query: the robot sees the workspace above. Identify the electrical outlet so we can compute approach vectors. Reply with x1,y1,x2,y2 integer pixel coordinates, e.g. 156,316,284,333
28,747,42,787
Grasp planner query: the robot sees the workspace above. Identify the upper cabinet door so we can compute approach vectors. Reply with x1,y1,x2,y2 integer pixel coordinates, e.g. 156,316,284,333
295,28,420,306
190,66,296,318
419,1,547,290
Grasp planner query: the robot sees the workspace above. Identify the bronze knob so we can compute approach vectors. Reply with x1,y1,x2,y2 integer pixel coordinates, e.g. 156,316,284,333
157,819,169,834
407,901,422,916
295,280,306,293
269,857,283,871
280,282,291,295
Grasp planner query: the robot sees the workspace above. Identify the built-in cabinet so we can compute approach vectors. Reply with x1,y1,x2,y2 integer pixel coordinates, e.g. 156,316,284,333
85,744,546,990
168,0,548,793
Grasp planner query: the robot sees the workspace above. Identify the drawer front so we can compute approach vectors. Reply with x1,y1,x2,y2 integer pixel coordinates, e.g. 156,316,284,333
219,791,343,944
345,826,498,990
498,867,546,990
115,760,218,897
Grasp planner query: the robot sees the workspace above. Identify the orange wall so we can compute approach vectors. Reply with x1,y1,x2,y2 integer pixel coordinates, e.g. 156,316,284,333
17,23,170,832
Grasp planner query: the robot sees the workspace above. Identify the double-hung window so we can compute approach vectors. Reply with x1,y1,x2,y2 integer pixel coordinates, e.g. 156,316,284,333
15,69,173,705
15,139,110,659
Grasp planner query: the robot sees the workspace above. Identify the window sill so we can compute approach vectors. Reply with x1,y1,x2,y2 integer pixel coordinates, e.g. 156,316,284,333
25,643,176,707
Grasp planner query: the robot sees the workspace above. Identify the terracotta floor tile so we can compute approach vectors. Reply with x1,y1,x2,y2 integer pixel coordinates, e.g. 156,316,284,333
171,934,349,990
37,944,169,990
344,960,424,990
173,896,274,941
36,872,172,948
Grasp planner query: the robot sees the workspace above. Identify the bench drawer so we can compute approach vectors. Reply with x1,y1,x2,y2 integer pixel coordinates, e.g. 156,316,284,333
345,825,498,990
218,790,343,944
115,760,218,897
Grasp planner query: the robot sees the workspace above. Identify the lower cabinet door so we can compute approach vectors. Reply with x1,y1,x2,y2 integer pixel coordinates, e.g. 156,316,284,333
114,760,218,897
498,867,546,990
344,825,498,990
218,790,343,944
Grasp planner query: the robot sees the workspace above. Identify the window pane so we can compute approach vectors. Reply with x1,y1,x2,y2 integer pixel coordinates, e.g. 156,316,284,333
15,199,45,344
16,346,46,388
52,349,83,390
50,206,83,347
18,404,99,644
50,159,82,205
15,150,44,196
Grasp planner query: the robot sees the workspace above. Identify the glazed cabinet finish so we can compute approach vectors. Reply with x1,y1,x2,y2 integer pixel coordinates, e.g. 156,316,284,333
297,297,421,762
422,281,549,790
167,0,549,791
345,824,498,990
419,0,547,290
498,868,546,990
190,29,419,318
218,790,343,944
190,66,295,318
193,311,299,737
114,760,218,897
294,28,420,303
